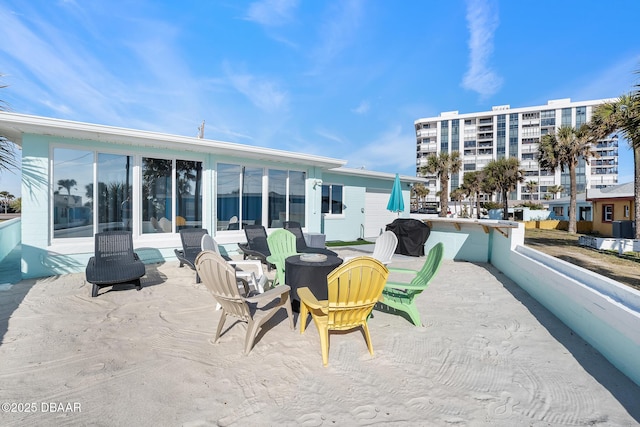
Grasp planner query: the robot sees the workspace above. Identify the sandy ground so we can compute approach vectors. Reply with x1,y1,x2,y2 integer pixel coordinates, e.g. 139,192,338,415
1,247,639,426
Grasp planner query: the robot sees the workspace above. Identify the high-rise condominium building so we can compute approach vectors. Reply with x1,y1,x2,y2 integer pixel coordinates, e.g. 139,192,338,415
414,98,619,204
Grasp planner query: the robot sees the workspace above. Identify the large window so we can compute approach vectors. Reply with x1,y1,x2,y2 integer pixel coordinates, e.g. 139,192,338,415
53,148,94,238
52,148,202,238
321,184,343,215
97,153,132,232
218,164,305,231
289,171,306,226
176,160,203,229
142,158,173,233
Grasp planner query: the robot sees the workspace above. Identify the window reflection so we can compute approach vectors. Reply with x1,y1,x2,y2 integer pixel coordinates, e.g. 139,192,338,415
268,169,287,228
289,171,306,227
321,184,343,215
143,158,173,233
97,153,132,232
217,163,241,231
176,160,203,229
53,148,94,238
242,167,262,228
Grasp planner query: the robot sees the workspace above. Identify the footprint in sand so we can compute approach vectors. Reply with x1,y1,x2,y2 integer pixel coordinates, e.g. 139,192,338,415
351,404,379,420
487,392,517,419
297,412,325,426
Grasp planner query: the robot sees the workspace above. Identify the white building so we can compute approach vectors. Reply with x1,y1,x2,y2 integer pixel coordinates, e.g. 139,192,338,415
414,98,619,205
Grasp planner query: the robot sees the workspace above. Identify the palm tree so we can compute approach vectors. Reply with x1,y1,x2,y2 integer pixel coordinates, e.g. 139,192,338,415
538,125,596,234
461,170,485,219
411,182,429,211
0,75,18,172
547,184,564,199
0,190,14,213
483,157,525,220
57,178,77,195
421,151,461,217
590,92,640,238
525,180,538,199
450,187,465,217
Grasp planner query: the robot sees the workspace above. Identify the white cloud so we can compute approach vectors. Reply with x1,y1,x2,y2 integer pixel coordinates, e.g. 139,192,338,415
345,124,416,174
461,0,503,98
245,0,298,27
352,100,370,115
224,62,289,112
315,128,344,143
307,0,363,74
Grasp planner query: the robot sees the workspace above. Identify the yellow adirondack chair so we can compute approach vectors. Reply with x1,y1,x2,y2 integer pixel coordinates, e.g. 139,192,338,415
266,229,299,286
298,256,389,366
377,242,444,326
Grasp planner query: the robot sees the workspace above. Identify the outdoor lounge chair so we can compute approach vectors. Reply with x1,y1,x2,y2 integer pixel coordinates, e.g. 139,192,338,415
85,231,146,297
298,256,389,366
266,229,299,287
174,228,209,283
283,221,337,256
377,242,444,326
237,224,274,271
195,251,294,354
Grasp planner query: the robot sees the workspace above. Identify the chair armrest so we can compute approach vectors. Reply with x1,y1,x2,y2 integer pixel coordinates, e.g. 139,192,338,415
297,287,325,310
387,267,418,274
245,284,291,303
228,260,264,276
384,281,425,291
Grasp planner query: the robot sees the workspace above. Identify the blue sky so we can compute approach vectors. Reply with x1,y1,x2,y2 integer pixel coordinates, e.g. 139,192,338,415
1,0,640,198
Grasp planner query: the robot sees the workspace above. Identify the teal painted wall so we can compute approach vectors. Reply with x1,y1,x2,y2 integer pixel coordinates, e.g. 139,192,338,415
0,217,20,262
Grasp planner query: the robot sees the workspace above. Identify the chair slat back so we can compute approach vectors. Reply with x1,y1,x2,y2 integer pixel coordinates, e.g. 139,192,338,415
244,225,271,256
371,231,399,265
408,242,444,295
326,257,389,329
267,229,298,285
267,229,297,259
195,251,251,321
180,228,208,261
95,231,135,263
283,221,308,252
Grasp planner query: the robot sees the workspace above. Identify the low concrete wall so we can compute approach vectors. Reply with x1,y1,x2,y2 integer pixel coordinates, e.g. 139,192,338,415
524,219,592,233
0,218,21,262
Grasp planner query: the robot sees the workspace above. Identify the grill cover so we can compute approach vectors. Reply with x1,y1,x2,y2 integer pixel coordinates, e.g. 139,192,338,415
385,219,431,256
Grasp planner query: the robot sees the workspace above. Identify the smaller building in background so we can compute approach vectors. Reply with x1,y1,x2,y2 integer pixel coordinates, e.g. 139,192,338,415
546,193,592,222
586,182,635,237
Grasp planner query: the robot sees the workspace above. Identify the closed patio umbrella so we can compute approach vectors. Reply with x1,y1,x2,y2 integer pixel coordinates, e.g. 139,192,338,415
387,173,405,214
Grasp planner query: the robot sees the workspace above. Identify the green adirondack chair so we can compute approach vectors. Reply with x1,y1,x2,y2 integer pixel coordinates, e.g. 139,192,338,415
378,242,444,326
266,229,299,286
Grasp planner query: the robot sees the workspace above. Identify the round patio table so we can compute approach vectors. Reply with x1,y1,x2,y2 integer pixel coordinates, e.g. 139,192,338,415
285,254,343,312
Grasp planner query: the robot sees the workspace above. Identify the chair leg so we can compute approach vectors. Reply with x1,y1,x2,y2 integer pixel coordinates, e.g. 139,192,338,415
135,279,141,291
215,311,227,343
319,326,330,366
299,303,309,334
244,319,262,355
362,322,374,355
91,283,99,298
406,305,422,326
283,294,294,330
